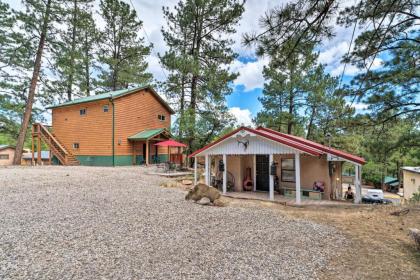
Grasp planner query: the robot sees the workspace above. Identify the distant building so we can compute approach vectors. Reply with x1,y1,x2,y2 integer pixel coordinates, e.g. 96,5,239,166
0,145,15,166
33,86,175,166
21,151,51,166
401,167,420,200
384,176,399,193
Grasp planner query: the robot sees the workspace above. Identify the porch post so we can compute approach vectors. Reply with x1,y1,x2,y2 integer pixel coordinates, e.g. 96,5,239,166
31,125,35,166
145,140,149,165
132,143,136,165
37,125,41,165
295,152,301,204
194,156,197,185
253,154,256,191
355,164,362,203
223,154,227,194
269,154,274,201
205,154,209,185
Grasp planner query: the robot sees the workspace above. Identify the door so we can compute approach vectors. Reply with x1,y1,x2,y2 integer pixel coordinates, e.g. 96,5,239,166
256,155,269,191
142,143,146,164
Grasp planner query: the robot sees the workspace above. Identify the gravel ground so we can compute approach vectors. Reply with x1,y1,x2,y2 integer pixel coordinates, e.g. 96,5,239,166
0,166,347,280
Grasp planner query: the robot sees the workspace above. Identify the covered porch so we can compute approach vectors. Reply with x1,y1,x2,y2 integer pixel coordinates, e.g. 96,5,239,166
191,127,364,204
127,128,186,165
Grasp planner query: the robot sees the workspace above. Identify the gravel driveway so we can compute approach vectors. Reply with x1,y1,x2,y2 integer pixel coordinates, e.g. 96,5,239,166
0,166,346,279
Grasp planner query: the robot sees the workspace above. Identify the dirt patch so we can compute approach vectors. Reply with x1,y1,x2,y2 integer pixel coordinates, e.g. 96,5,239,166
227,198,420,280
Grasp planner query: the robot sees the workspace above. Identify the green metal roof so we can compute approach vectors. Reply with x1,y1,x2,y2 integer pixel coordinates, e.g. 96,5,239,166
128,128,169,140
384,176,398,184
0,144,15,150
46,85,174,113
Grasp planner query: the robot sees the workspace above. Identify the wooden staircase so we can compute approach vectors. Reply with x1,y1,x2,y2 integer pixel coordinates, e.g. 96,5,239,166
32,123,80,166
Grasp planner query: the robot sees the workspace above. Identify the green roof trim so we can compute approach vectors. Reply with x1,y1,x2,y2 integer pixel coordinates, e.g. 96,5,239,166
46,85,174,113
128,128,170,140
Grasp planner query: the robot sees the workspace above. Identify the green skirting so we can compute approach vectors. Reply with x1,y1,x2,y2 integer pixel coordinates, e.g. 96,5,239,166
76,155,130,166
76,154,169,166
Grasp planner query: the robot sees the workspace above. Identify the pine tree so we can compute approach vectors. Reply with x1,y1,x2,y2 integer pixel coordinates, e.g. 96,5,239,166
255,44,317,135
160,0,245,153
9,0,62,164
97,0,152,91
245,0,419,125
52,0,96,101
339,0,419,123
79,10,98,96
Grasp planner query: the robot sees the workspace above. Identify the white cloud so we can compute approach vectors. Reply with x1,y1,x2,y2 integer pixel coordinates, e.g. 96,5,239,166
318,41,349,65
230,57,269,90
329,57,383,76
351,102,369,111
229,107,254,127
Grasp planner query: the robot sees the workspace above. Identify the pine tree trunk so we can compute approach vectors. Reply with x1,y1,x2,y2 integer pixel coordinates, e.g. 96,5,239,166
187,7,203,156
188,75,197,151
287,93,294,134
306,107,316,139
178,75,186,138
287,67,294,134
84,31,90,96
67,0,78,101
13,0,52,165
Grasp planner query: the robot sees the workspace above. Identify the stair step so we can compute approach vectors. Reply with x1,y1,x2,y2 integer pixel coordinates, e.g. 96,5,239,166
33,123,80,166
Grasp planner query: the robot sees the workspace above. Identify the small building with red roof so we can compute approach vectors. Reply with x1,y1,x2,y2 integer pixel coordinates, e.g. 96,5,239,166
190,126,365,204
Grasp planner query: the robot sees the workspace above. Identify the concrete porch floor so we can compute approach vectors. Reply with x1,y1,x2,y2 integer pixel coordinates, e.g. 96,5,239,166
223,191,356,206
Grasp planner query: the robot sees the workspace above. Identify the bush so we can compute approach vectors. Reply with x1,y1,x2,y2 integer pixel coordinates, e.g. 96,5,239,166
410,189,420,204
362,161,382,186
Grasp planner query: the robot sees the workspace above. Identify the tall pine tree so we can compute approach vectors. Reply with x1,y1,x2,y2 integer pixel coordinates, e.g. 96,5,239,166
2,0,62,164
52,0,96,101
160,0,245,153
97,0,152,91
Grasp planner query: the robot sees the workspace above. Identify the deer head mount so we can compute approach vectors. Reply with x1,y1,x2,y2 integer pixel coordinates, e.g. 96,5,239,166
237,138,249,151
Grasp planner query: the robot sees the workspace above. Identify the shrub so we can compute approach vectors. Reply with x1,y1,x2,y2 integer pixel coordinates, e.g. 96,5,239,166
410,188,420,204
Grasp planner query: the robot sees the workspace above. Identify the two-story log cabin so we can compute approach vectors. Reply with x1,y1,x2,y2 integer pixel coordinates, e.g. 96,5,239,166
32,86,175,166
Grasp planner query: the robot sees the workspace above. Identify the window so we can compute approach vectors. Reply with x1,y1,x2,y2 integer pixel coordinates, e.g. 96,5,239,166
281,158,295,182
80,108,86,115
0,154,9,160
158,114,166,121
103,105,109,112
73,143,80,149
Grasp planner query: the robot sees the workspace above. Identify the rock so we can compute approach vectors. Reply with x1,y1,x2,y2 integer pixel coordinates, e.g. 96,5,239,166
409,228,420,250
182,179,193,185
160,181,182,188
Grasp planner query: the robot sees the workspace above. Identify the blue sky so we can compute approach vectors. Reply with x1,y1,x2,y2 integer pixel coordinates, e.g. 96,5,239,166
6,0,380,125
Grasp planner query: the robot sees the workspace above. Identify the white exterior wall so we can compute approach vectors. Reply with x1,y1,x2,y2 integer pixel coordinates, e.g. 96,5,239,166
199,135,298,156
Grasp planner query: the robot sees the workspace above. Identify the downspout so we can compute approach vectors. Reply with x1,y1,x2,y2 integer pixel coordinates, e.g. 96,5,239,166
110,97,115,167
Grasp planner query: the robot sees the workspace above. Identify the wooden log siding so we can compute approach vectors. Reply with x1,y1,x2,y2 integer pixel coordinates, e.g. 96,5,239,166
52,99,112,156
52,89,172,159
114,89,171,156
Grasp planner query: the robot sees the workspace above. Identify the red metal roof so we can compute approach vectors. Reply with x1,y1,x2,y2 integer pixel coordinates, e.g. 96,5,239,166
189,126,322,157
153,139,187,147
189,126,366,165
256,127,366,164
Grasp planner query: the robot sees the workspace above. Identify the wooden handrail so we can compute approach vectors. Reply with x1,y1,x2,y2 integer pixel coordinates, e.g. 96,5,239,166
34,123,68,155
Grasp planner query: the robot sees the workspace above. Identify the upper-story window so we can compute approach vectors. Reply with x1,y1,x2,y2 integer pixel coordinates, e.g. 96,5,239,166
73,143,80,149
80,108,86,116
103,105,109,112
158,114,166,121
